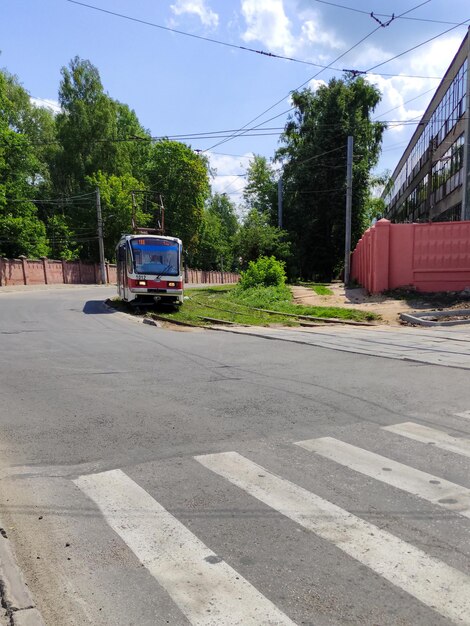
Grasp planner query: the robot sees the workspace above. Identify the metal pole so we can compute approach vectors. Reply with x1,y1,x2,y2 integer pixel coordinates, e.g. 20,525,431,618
344,135,354,286
278,177,283,228
96,188,106,284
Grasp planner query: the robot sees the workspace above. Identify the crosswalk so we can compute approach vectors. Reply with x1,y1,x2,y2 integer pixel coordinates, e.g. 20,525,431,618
73,414,470,625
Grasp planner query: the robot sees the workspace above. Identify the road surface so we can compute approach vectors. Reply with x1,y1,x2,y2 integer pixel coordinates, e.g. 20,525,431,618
1,286,470,625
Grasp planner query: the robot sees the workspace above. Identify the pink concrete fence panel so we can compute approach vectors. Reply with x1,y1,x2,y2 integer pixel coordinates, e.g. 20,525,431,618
0,257,239,287
351,219,470,293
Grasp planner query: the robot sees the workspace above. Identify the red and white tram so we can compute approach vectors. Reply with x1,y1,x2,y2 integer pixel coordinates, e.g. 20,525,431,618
116,234,184,306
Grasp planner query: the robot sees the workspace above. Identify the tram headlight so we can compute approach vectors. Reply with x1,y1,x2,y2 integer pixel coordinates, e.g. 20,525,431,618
167,281,176,287
138,280,147,286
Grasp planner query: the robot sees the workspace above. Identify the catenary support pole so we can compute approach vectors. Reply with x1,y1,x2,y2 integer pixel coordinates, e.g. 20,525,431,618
96,188,107,284
278,177,283,229
344,136,354,286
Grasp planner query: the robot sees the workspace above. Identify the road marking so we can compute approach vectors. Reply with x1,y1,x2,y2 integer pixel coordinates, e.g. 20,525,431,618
195,451,470,626
74,469,295,626
295,436,470,518
383,422,470,459
455,410,470,420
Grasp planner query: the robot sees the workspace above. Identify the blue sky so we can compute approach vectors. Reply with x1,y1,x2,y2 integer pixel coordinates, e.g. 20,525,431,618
1,0,469,205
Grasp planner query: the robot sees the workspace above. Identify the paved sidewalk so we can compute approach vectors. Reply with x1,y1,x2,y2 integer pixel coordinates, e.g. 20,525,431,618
217,324,470,370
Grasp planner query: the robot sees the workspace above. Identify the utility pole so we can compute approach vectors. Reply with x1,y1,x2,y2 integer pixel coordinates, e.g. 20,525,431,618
96,188,106,284
278,177,283,228
344,135,354,286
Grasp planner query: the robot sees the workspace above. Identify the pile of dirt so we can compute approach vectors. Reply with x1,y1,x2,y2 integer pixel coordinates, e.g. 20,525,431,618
290,284,470,327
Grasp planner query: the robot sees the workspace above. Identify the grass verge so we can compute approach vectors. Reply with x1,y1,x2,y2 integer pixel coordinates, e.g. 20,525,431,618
302,282,334,296
142,284,380,326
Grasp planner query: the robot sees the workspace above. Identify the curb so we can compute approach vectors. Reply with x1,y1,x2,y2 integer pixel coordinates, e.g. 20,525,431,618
400,309,470,327
0,535,45,626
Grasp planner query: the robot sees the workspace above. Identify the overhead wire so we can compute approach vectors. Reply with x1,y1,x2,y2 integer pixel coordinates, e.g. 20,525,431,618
65,0,334,70
365,16,470,73
311,0,467,26
202,0,435,152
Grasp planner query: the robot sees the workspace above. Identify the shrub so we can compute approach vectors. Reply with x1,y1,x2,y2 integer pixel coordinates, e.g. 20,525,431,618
239,256,286,290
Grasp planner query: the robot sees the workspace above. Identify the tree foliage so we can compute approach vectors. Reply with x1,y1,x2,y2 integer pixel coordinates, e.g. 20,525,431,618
146,140,210,252
278,76,385,280
233,209,290,269
0,71,49,257
239,256,286,289
190,193,240,270
243,155,278,224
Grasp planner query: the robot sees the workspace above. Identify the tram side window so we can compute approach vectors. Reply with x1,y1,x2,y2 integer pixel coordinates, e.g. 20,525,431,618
126,245,134,274
118,245,126,263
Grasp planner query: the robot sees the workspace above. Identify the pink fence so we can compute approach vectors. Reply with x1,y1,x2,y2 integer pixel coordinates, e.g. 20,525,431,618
0,257,117,287
0,257,238,287
184,269,239,284
351,219,470,293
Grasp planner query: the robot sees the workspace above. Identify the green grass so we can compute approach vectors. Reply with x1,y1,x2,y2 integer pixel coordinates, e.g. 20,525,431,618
141,283,379,326
299,281,334,296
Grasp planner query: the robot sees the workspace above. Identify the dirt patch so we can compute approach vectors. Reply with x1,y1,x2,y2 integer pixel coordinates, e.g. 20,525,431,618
291,284,470,326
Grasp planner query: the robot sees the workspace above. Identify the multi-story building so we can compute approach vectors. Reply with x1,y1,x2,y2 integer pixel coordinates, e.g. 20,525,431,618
383,28,469,223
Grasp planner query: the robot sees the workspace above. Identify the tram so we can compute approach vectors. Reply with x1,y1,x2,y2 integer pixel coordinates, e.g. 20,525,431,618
116,234,184,306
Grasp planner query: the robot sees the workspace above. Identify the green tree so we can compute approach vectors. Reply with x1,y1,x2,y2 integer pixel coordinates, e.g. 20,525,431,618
86,171,146,260
243,155,278,224
207,192,239,240
190,210,226,270
233,209,290,269
53,57,150,195
45,214,80,260
0,71,49,257
146,140,210,251
278,76,385,280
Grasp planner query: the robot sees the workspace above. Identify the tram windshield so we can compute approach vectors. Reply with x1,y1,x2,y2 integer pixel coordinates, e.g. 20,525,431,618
130,238,179,276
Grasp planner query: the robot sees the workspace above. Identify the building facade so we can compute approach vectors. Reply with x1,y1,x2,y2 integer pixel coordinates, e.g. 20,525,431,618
383,29,470,223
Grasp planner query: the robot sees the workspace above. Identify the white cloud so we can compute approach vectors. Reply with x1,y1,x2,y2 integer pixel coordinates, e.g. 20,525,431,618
240,0,342,61
170,0,218,28
301,19,341,49
366,36,464,134
207,152,253,207
30,97,61,114
241,0,296,56
308,78,327,92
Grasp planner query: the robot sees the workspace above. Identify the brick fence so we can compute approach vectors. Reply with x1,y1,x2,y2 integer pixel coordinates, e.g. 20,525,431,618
351,219,470,294
0,257,239,287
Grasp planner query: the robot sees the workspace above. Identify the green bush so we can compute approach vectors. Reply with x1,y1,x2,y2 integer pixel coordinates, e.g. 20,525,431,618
239,256,286,290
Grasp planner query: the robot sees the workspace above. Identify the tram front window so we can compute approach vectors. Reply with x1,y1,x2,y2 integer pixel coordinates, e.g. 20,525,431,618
131,239,179,276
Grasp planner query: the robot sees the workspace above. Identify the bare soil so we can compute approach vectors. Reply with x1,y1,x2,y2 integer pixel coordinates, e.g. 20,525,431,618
290,284,470,326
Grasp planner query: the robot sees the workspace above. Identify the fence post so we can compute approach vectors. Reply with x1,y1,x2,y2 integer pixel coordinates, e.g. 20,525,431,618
105,261,110,284
19,256,28,285
372,219,391,293
41,257,48,284
0,257,3,286
61,260,67,284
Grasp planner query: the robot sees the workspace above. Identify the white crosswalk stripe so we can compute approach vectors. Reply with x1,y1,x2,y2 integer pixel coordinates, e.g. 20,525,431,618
74,469,295,626
195,450,470,626
383,421,470,458
295,436,470,518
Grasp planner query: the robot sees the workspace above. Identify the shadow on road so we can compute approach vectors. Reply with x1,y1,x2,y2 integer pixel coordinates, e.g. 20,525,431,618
82,300,116,315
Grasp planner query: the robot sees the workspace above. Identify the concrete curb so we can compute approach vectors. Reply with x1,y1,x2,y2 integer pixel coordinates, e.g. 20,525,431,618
103,300,162,327
400,309,470,327
0,535,45,626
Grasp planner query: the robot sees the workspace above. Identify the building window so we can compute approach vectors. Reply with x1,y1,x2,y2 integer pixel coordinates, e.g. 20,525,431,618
383,58,467,211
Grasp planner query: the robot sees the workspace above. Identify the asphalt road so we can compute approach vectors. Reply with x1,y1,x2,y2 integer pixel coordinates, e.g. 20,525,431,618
1,286,470,626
